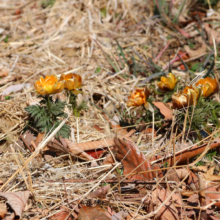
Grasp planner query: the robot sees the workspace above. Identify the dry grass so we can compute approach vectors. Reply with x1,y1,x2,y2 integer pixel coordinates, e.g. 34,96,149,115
1,0,220,219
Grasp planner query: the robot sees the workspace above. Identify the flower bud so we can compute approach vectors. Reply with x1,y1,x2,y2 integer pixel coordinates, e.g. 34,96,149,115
195,77,218,97
157,73,177,91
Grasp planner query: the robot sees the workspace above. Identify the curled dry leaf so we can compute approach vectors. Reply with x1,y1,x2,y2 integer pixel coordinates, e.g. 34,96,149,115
58,125,135,153
63,138,98,166
62,138,113,151
152,138,220,166
78,205,111,220
114,138,163,180
89,184,110,199
184,43,206,58
0,191,30,218
153,102,173,120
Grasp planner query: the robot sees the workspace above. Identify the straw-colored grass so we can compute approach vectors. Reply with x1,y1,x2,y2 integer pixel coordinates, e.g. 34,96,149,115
1,0,220,219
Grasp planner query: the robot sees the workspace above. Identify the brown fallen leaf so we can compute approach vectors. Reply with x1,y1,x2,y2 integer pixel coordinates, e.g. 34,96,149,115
0,203,7,219
62,138,98,164
190,165,208,172
21,130,36,147
205,185,220,208
0,191,30,218
152,188,182,220
187,194,199,203
50,210,72,220
58,125,135,153
4,212,15,220
111,211,128,220
185,184,220,219
166,168,180,182
184,43,206,58
204,167,220,181
167,168,199,190
187,170,199,190
204,23,220,45
107,207,128,220
153,102,173,120
57,120,135,163
102,153,115,165
152,138,220,166
78,205,111,220
50,205,78,219
114,138,163,180
0,70,8,78
125,211,142,219
89,184,110,199
35,133,45,147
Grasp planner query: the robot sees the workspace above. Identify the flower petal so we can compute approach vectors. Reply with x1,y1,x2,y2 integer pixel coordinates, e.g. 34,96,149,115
34,75,64,95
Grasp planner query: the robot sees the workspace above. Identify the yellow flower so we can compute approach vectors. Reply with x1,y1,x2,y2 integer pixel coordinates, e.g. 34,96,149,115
172,85,201,109
195,77,218,97
60,73,82,91
35,75,64,95
127,87,150,107
157,73,177,91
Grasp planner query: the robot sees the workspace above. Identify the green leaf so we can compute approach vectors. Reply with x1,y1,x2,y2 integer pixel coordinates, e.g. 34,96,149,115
100,7,107,18
25,105,47,122
191,62,200,71
4,35,9,43
41,0,56,8
50,101,65,116
95,67,101,73
53,121,71,138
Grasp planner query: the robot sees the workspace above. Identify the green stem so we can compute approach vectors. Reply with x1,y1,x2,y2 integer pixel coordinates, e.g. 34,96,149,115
46,95,51,112
69,91,78,117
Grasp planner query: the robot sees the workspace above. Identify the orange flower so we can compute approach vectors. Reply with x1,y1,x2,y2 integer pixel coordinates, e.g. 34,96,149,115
172,85,201,109
195,77,218,97
127,87,150,107
60,73,82,91
35,75,64,95
157,73,177,91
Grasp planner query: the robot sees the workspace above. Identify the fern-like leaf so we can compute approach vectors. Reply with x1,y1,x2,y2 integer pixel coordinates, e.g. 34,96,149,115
50,101,65,116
